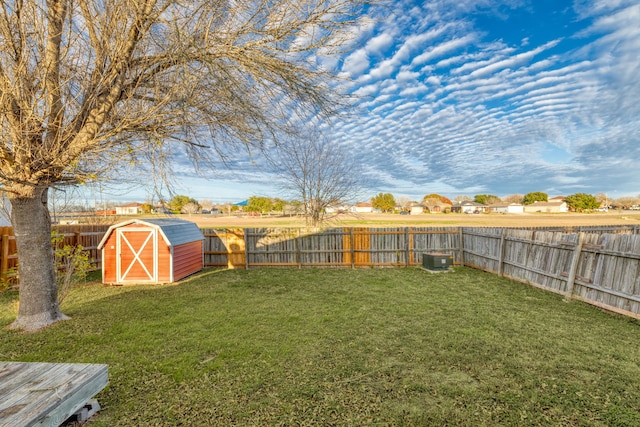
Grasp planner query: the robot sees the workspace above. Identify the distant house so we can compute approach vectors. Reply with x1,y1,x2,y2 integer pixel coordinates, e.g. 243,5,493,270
451,201,487,214
115,202,144,215
421,197,452,213
489,203,524,214
152,203,171,214
351,202,373,213
325,204,350,214
423,203,452,213
410,204,425,215
523,201,568,213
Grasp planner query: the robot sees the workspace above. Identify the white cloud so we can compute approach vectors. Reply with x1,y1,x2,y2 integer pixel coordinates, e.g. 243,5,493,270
396,70,420,82
365,32,395,54
352,82,380,97
368,58,397,79
342,49,370,77
466,40,562,79
399,84,429,97
412,35,477,66
425,75,441,85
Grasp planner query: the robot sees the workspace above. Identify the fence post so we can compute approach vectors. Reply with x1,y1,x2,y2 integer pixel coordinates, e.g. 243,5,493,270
405,228,411,267
350,228,355,269
497,229,506,277
564,232,585,301
296,228,301,269
1,234,8,280
244,229,249,270
458,228,465,266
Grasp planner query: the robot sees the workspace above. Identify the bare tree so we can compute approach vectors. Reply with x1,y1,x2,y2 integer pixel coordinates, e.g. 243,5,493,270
396,196,412,211
503,194,524,204
454,195,472,203
181,202,200,216
199,199,213,211
0,0,371,331
269,131,364,227
615,196,640,209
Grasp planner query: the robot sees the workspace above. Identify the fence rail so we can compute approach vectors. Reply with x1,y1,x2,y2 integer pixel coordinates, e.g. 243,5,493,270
2,224,640,319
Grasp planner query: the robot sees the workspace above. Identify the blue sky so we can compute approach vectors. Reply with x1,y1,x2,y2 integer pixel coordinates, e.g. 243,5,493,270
112,0,640,204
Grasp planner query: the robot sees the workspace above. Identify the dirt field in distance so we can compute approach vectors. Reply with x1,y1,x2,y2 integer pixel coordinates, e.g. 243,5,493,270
174,211,640,228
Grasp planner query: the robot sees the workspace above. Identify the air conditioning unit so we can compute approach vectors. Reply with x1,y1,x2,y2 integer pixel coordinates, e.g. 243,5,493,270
422,253,453,271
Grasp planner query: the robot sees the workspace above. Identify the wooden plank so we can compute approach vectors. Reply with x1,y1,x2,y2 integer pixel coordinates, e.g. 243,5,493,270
406,228,412,267
0,362,108,427
353,228,371,267
225,229,245,269
1,235,9,280
497,229,506,277
459,228,465,266
574,280,640,305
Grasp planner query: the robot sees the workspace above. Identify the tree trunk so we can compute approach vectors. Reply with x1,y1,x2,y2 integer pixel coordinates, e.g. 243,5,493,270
9,187,68,331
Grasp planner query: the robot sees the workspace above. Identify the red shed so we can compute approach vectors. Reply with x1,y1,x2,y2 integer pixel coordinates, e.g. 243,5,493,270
98,218,204,284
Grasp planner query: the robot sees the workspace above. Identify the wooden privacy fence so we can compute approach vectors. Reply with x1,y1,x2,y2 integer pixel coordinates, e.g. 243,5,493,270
2,224,639,319
0,224,110,283
462,227,640,319
202,227,463,269
202,226,638,270
202,226,640,319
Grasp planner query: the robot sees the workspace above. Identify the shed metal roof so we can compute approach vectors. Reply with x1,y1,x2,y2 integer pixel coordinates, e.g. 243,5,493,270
97,218,204,249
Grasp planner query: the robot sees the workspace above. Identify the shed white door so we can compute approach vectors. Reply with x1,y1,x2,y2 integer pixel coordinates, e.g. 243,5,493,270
116,228,158,283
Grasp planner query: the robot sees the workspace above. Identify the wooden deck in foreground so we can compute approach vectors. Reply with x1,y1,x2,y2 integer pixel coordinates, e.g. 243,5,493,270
0,362,108,427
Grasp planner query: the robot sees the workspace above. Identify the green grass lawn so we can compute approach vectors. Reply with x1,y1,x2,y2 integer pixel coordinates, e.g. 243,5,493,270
2,267,640,426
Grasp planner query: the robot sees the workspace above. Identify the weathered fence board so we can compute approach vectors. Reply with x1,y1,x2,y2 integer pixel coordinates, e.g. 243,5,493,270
501,230,574,293
460,227,502,272
570,233,640,316
201,228,246,269
460,227,640,318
